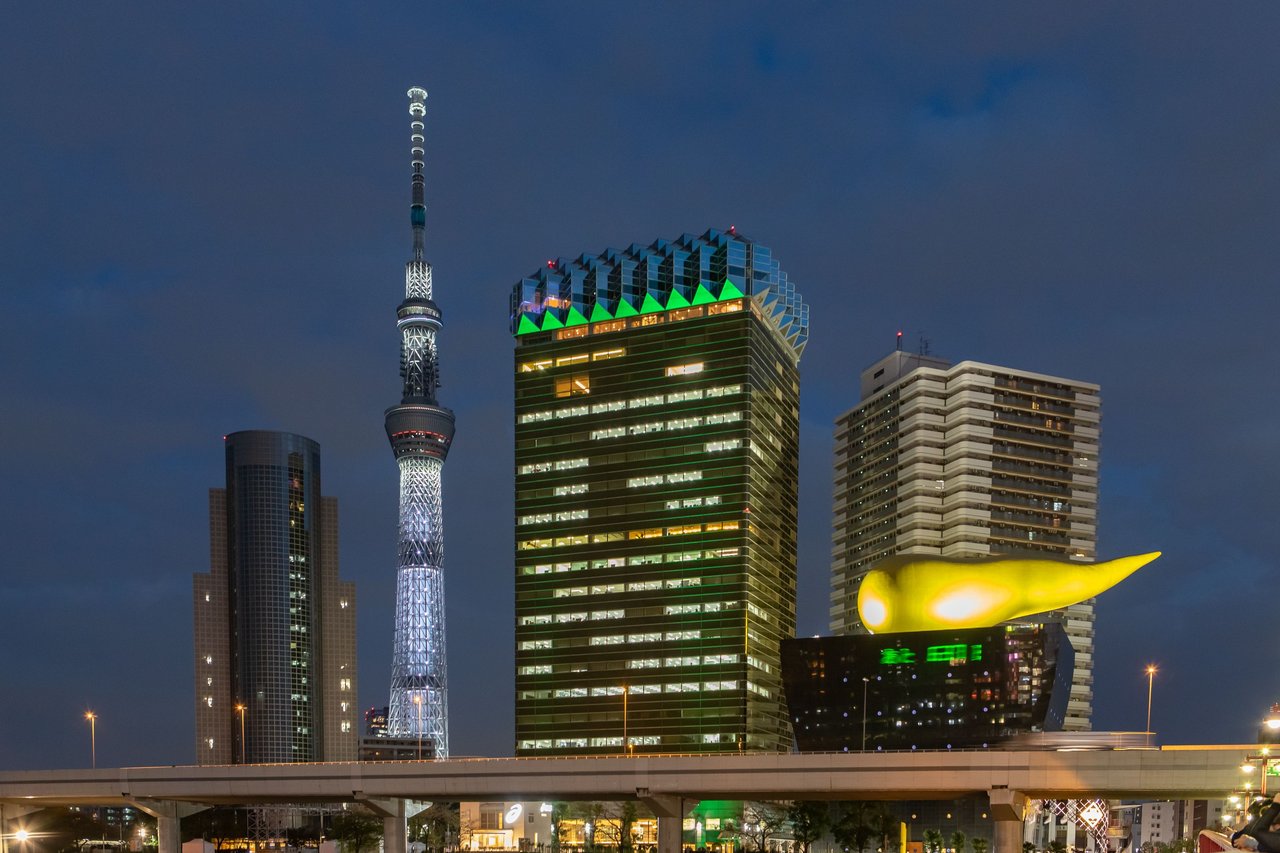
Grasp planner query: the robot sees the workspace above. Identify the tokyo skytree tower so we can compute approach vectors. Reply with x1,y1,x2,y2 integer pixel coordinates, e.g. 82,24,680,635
384,87,454,755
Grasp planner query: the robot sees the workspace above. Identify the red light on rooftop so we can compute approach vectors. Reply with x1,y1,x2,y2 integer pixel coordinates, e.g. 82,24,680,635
728,225,736,234
546,259,556,269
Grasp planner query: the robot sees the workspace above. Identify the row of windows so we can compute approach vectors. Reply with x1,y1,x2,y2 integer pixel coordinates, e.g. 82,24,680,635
519,599,733,627
518,346,628,373
518,509,590,526
518,547,739,575
517,520,740,550
552,577,704,597
517,653,764,678
516,677,770,709
518,385,743,424
519,735,663,749
519,629,703,651
520,609,627,625
587,411,742,441
543,681,739,699
519,457,591,475
628,469,703,487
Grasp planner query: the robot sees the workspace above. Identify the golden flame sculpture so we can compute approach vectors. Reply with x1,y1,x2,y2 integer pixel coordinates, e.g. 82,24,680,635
857,552,1160,634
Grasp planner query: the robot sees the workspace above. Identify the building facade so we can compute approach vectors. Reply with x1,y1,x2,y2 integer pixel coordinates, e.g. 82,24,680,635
193,430,358,764
511,228,808,756
829,351,1100,729
781,624,1074,752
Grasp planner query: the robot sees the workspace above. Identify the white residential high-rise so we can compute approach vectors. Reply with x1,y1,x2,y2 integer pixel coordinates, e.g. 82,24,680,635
829,350,1100,730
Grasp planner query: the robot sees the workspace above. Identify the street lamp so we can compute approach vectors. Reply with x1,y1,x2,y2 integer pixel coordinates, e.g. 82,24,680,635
861,678,871,752
1144,665,1157,744
412,694,423,759
622,685,632,755
84,711,97,769
235,704,247,764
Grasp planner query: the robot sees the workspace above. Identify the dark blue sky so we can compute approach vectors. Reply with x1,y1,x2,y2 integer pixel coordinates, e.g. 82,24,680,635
2,4,1277,770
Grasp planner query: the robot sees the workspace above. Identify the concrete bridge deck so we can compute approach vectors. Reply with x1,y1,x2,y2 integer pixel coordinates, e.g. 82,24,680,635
0,746,1260,853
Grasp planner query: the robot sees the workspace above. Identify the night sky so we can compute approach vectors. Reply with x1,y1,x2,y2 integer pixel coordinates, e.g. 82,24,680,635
3,4,1277,770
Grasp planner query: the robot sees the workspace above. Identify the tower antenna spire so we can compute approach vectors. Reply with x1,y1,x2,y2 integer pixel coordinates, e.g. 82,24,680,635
407,87,428,262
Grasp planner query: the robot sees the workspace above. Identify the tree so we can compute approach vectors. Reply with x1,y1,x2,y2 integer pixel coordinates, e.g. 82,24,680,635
1049,840,1068,853
549,803,568,853
409,803,458,853
924,829,945,853
1023,842,1037,853
741,803,788,853
871,805,900,853
330,808,383,853
787,801,831,853
970,836,989,853
581,802,640,853
831,804,875,853
572,802,607,852
950,830,967,853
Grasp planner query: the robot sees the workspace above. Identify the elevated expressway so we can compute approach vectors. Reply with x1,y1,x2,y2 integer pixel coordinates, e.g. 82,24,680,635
0,747,1255,853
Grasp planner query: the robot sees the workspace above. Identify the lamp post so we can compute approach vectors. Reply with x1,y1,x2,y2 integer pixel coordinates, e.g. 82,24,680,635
84,711,97,769
622,685,631,755
235,704,247,764
412,694,423,759
861,678,870,752
1144,665,1157,745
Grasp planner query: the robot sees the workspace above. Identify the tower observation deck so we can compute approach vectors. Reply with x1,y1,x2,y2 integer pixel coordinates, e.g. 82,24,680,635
384,86,454,755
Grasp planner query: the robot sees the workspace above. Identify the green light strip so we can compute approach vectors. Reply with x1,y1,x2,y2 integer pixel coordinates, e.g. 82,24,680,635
514,279,744,335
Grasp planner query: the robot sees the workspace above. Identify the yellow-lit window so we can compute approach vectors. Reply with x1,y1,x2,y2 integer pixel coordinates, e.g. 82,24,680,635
592,347,626,361
519,358,553,373
666,362,704,377
593,320,626,334
668,306,705,322
628,528,663,540
555,353,589,367
555,374,590,397
666,524,702,536
708,299,744,315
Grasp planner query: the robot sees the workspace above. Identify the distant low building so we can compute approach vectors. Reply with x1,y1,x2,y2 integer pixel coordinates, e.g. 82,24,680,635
365,706,389,738
358,736,432,762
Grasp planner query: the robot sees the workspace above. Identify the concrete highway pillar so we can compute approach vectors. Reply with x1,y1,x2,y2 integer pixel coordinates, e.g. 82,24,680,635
384,811,407,853
989,789,1028,853
128,800,207,853
640,793,691,853
354,796,408,853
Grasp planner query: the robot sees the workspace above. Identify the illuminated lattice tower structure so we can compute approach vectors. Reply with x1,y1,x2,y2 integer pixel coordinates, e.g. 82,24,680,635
384,87,455,755
510,228,808,756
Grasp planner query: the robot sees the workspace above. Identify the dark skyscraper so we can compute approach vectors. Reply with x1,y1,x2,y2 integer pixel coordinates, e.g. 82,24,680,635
510,228,808,756
193,430,358,764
